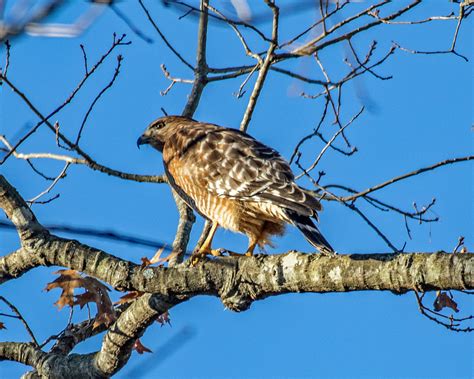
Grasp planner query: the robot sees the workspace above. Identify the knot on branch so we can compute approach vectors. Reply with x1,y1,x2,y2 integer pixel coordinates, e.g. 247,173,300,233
217,258,257,312
217,252,309,311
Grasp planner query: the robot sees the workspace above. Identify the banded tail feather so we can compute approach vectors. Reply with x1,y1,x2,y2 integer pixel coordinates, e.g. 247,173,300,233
285,210,334,253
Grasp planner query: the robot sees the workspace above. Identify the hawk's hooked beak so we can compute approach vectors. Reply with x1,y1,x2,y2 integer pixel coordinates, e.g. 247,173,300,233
136,135,149,149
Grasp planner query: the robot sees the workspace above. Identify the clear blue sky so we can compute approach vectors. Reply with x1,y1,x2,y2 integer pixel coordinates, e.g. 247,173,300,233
1,1,472,378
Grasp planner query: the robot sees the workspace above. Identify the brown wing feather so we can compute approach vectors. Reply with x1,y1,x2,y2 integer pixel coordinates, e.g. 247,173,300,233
163,123,321,217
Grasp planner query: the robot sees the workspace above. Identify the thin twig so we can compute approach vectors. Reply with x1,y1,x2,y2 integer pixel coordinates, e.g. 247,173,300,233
290,97,330,164
138,0,194,70
3,40,11,76
0,33,130,164
414,290,473,332
341,156,474,201
345,202,400,252
295,106,364,179
28,163,69,205
0,296,39,347
160,64,194,96
110,3,153,44
0,76,167,184
75,54,124,145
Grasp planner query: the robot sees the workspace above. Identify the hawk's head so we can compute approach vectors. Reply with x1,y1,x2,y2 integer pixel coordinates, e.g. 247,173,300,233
137,115,195,152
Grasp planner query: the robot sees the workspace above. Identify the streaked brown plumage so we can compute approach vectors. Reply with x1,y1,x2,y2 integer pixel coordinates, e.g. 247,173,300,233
137,115,333,257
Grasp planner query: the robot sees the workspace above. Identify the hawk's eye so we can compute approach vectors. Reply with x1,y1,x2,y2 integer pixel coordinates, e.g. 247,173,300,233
154,121,165,129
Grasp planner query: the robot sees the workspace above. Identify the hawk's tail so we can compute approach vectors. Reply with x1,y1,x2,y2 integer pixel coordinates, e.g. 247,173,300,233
285,210,334,254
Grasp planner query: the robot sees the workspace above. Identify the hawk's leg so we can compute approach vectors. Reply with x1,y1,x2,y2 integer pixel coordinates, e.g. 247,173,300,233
245,240,257,257
226,237,257,257
190,222,222,264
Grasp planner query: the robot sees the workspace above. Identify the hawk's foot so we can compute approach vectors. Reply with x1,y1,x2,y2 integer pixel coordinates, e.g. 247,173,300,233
190,247,223,266
225,250,253,257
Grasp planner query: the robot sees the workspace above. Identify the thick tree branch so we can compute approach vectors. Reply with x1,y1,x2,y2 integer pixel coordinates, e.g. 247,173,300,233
1,235,472,311
0,342,45,369
0,176,42,238
95,294,181,376
1,175,473,305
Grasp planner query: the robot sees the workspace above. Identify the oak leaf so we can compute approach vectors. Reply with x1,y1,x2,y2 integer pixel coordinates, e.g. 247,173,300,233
46,270,116,328
78,277,116,329
156,311,171,326
140,246,177,268
133,338,152,354
115,291,144,305
433,292,459,312
45,270,85,310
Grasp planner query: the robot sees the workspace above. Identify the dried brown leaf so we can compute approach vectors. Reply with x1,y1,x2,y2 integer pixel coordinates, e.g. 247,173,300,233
434,292,459,312
158,251,178,266
133,338,152,354
0,321,6,330
156,311,171,326
140,257,152,268
74,292,97,308
149,246,165,265
45,270,116,328
81,277,116,329
45,270,86,310
115,291,144,305
141,246,176,268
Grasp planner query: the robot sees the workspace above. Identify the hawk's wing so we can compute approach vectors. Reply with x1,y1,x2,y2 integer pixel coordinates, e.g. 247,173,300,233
189,127,322,216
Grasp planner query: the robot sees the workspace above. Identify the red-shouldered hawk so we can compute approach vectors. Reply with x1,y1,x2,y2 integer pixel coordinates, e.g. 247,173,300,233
137,115,333,258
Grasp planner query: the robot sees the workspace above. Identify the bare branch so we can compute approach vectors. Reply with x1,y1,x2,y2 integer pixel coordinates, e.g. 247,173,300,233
0,136,166,184
0,220,171,250
110,3,153,44
2,175,472,300
170,0,211,267
0,176,42,236
295,106,364,180
182,0,209,117
291,1,419,56
0,76,166,184
414,291,473,332
159,64,194,96
340,156,474,201
0,34,130,164
0,296,39,347
169,191,195,266
28,163,69,205
138,0,194,70
75,54,124,145
240,0,279,132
